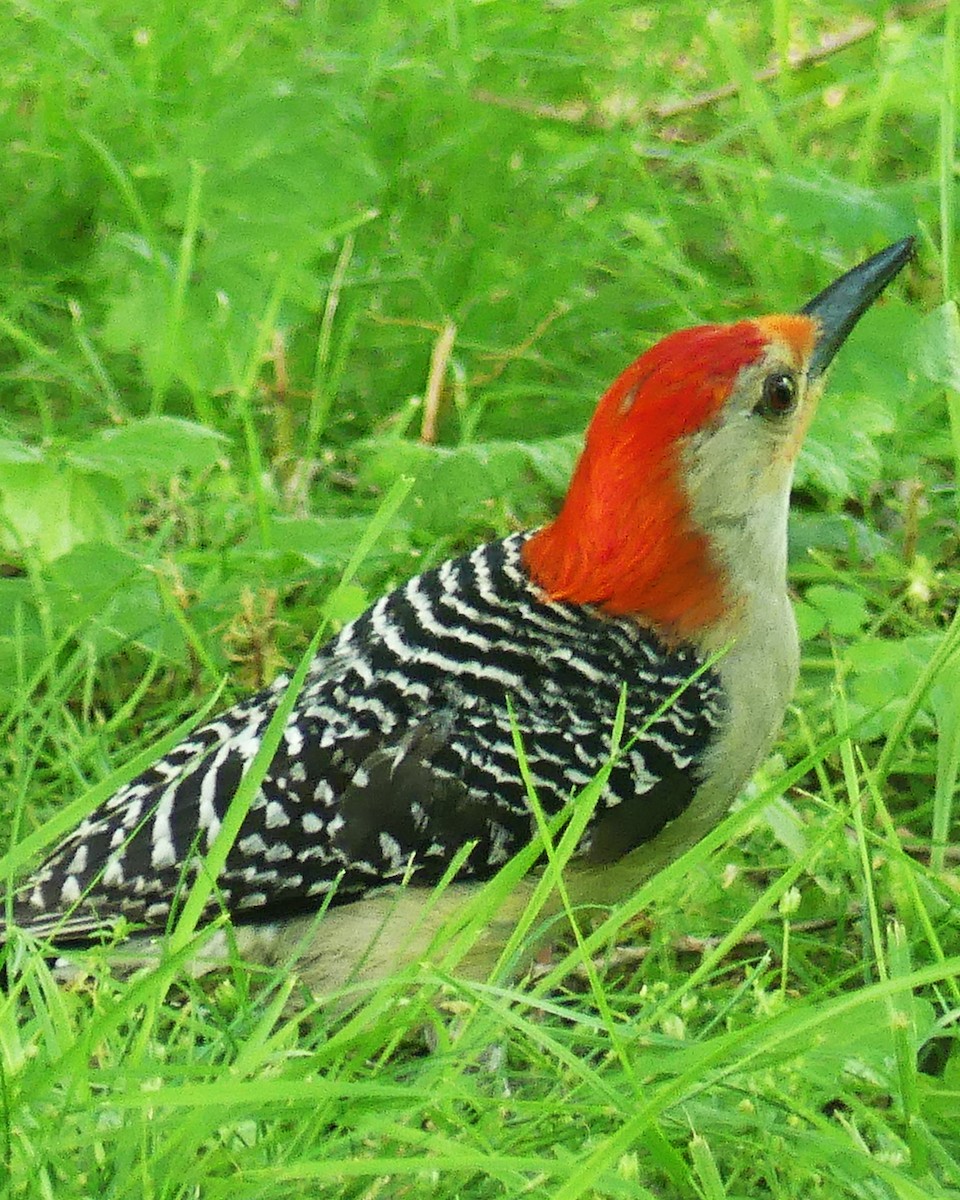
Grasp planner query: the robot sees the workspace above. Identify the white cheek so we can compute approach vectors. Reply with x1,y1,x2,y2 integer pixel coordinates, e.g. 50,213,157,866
684,420,769,520
683,422,794,589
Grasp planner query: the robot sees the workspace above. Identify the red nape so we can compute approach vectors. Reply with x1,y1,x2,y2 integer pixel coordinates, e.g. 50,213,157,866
523,320,768,640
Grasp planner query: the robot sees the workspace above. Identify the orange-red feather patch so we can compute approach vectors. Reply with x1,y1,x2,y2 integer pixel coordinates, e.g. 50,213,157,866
754,314,816,366
524,321,769,639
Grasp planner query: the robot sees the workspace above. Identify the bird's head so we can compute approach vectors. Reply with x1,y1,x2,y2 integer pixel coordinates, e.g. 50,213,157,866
524,239,914,643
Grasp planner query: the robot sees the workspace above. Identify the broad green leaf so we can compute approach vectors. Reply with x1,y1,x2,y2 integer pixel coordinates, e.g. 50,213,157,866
69,416,229,478
42,542,189,659
845,636,941,737
358,436,578,537
803,584,869,638
794,599,826,641
0,462,124,562
916,300,960,392
267,515,409,570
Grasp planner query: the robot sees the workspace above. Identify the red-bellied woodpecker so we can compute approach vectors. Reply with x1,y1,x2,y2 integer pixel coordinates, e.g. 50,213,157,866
9,239,914,989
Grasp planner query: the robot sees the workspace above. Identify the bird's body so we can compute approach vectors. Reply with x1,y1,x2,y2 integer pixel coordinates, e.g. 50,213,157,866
19,534,729,933
8,240,914,990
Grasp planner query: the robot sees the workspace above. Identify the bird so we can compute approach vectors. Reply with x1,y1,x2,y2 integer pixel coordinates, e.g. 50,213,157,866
7,238,914,993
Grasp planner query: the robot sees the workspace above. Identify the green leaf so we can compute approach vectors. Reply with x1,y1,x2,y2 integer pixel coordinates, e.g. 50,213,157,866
521,436,581,494
98,85,382,395
800,301,918,498
0,633,47,701
267,515,408,570
845,636,941,737
43,542,188,659
0,440,43,465
44,541,142,614
0,462,124,562
69,417,230,478
803,584,869,638
916,300,960,392
788,512,888,562
358,436,577,537
0,577,46,698
794,995,939,1093
793,599,826,642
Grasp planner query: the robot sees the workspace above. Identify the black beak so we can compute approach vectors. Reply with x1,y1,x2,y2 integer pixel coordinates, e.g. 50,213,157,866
800,237,915,379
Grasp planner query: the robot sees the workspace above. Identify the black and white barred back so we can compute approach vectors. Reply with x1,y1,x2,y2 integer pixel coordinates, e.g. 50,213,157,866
17,533,727,941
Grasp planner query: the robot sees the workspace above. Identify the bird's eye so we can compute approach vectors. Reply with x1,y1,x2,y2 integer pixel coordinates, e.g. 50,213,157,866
755,371,798,418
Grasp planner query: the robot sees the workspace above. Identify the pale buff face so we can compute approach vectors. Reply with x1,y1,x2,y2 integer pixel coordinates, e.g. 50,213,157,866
679,332,823,602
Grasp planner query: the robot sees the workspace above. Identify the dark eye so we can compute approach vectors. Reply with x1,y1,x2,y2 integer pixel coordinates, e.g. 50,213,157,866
755,371,798,418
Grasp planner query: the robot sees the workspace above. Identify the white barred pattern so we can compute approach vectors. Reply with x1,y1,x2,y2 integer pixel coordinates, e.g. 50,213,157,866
14,533,726,942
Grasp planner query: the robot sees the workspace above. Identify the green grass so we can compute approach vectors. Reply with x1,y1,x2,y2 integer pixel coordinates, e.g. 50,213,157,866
1,0,959,1196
